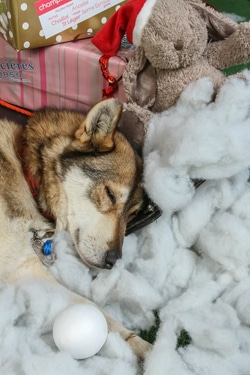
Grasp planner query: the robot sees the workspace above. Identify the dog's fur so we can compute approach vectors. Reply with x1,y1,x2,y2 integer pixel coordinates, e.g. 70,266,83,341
0,99,151,358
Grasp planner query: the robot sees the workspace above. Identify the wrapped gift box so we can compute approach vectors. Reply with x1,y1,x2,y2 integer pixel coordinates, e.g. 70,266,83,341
0,0,127,50
0,37,132,111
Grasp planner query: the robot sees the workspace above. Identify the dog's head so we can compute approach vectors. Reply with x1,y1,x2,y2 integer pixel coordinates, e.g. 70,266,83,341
53,99,143,269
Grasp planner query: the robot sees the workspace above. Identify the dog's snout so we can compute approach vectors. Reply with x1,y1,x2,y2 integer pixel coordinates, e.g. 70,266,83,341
105,249,121,269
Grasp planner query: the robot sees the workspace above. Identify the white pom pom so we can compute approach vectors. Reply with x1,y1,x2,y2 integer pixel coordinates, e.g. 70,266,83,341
53,304,108,360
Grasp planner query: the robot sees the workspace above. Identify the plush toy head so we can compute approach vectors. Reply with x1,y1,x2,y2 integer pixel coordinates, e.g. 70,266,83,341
138,0,209,70
93,0,250,118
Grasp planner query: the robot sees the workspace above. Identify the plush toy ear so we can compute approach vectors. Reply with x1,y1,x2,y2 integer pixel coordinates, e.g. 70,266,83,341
122,46,157,110
75,98,122,152
188,0,237,41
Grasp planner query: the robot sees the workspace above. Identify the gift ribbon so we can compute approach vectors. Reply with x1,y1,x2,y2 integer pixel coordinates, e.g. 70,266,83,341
99,55,122,99
0,98,34,117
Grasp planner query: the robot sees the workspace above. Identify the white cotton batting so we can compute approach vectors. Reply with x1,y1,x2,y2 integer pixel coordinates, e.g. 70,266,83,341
2,75,250,374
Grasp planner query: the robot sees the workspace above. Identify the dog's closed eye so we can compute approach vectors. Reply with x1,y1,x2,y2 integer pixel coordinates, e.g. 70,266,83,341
105,186,116,204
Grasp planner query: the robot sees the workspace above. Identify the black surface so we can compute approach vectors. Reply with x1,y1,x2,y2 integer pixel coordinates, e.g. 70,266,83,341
0,104,29,126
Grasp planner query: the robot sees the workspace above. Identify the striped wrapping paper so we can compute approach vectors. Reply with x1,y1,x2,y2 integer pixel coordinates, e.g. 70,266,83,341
0,37,131,111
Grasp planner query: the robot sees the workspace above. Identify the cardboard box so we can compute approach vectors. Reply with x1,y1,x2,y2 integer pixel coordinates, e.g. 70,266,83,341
0,36,132,111
0,0,127,50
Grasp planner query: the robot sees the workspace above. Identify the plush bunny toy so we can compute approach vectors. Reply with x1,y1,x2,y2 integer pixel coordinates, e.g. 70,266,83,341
92,0,250,124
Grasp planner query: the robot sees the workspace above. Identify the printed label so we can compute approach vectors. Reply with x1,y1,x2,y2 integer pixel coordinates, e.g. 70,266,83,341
35,0,71,16
0,58,35,82
35,0,124,39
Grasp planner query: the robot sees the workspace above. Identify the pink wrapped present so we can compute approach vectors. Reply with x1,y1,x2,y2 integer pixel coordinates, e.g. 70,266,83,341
0,37,132,111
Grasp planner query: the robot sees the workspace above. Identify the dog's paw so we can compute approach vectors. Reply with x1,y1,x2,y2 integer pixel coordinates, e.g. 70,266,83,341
30,217,55,238
126,333,153,360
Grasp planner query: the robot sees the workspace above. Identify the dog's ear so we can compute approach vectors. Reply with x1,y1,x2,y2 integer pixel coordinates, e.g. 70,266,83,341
75,98,123,152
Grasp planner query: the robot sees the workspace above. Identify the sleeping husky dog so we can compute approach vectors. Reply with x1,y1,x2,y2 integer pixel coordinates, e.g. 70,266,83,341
0,99,152,358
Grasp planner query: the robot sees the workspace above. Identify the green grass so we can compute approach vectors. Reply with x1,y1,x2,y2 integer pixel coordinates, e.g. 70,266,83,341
210,0,250,20
176,329,192,349
140,311,161,344
140,312,192,349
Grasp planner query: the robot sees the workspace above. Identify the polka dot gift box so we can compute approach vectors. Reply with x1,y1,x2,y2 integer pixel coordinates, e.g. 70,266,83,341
0,0,128,50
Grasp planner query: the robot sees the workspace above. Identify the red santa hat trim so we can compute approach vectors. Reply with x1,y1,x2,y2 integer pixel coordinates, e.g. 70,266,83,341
92,0,157,56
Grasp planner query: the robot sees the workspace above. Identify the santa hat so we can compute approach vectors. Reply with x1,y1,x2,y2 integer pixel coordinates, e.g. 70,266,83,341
92,0,157,56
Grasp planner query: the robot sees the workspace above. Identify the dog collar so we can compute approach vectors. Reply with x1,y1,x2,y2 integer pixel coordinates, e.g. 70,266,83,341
32,229,56,267
20,143,55,222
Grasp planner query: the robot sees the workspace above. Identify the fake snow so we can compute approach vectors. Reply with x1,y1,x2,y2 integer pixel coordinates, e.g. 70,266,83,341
1,74,250,374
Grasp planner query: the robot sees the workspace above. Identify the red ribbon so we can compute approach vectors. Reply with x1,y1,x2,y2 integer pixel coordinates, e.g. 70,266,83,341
99,55,122,99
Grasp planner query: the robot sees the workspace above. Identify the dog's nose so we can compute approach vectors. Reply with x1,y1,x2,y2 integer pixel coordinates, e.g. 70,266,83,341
105,249,120,269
